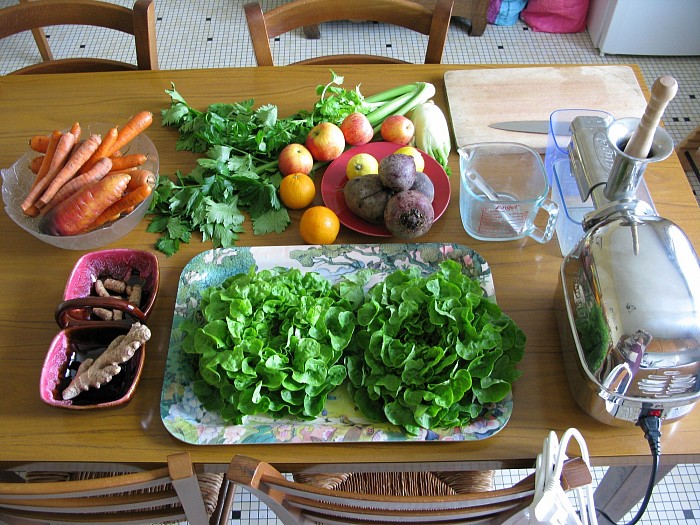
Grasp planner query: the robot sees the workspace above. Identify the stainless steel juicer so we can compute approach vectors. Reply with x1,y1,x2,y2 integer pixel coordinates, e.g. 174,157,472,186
555,79,700,426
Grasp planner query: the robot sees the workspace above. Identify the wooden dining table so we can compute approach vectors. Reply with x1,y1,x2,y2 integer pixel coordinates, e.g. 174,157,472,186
1,64,699,520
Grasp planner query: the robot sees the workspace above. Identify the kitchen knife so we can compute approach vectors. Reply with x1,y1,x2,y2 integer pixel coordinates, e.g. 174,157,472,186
489,120,550,134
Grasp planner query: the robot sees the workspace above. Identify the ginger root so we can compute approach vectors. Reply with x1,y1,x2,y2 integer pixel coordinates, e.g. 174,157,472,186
61,322,151,401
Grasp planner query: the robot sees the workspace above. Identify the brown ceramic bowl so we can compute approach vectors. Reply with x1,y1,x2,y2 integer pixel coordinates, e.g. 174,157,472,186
39,323,145,410
59,248,159,327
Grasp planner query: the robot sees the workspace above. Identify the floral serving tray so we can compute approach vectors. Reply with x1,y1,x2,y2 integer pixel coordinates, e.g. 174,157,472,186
160,243,513,444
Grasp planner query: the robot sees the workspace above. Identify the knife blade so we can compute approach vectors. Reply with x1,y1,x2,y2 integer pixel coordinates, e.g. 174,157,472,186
489,120,550,134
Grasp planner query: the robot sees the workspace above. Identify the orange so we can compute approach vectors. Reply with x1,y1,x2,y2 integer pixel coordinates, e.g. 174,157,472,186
300,206,340,245
279,172,316,209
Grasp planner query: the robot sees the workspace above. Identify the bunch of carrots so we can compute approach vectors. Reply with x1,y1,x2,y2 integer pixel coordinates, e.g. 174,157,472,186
21,111,157,237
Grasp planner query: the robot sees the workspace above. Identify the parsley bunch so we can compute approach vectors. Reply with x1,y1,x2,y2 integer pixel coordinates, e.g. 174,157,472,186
147,72,434,256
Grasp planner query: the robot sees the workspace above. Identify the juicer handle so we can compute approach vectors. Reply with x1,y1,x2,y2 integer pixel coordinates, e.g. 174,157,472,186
623,76,677,159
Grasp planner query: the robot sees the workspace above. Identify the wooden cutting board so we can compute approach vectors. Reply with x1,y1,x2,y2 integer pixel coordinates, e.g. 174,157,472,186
444,66,650,153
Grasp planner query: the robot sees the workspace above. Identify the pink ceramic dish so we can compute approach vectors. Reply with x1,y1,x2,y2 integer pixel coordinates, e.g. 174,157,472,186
40,324,145,410
56,297,148,328
61,249,159,326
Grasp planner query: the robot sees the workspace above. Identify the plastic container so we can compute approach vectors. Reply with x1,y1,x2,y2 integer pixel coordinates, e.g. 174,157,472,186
545,109,656,257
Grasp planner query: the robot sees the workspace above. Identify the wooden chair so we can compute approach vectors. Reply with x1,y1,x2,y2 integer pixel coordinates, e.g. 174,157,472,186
0,452,233,525
302,0,489,40
0,0,158,74
243,0,455,66
219,454,593,524
677,124,700,174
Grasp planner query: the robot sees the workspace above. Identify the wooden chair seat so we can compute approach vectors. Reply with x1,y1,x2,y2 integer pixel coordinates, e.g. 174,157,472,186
1,0,158,75
219,455,592,525
244,0,454,66
0,453,232,525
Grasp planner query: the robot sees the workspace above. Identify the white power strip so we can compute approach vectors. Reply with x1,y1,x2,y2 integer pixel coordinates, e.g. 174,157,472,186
503,429,598,525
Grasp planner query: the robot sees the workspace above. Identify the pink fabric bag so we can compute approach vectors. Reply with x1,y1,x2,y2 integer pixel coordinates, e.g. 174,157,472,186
521,0,590,33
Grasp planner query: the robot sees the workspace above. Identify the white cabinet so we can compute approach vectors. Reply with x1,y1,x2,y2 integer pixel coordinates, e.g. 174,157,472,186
587,0,700,56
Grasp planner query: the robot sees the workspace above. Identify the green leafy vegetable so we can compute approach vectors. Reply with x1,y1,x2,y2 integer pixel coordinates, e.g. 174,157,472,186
181,266,361,424
345,259,525,435
148,72,437,255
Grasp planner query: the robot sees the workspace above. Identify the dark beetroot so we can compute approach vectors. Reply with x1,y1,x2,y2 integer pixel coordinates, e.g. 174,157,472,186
378,154,416,191
343,174,393,224
410,171,435,203
383,190,434,239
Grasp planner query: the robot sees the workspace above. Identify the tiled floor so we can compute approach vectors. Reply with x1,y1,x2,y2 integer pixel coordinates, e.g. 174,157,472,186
2,1,700,523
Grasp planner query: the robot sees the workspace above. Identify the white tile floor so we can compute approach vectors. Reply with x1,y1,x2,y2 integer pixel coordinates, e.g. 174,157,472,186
2,1,700,523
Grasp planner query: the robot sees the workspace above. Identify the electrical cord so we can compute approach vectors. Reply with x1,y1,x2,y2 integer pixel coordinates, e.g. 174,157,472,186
595,413,662,525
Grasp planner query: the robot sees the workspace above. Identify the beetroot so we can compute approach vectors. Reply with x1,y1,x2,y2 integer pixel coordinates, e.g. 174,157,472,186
410,171,435,203
343,174,393,224
378,154,416,191
383,190,434,239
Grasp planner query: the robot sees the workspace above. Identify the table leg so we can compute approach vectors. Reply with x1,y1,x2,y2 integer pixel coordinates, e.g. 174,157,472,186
594,464,675,524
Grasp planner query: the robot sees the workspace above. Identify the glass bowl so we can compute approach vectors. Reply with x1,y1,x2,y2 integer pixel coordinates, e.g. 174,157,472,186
1,125,158,250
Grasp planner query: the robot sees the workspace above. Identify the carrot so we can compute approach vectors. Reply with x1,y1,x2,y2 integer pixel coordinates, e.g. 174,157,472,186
22,130,61,213
108,153,148,172
36,134,102,208
78,127,117,175
40,158,113,214
38,172,131,236
32,131,61,184
69,122,81,143
125,169,157,192
44,132,76,180
105,111,153,157
29,135,50,153
30,155,45,174
89,182,152,229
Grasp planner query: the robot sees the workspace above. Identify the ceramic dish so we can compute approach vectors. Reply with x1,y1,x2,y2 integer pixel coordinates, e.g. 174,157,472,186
59,249,159,327
160,243,512,445
40,323,145,410
1,126,158,250
321,142,450,237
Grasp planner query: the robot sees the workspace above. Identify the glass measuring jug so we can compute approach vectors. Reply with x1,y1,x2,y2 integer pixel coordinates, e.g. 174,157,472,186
459,142,558,243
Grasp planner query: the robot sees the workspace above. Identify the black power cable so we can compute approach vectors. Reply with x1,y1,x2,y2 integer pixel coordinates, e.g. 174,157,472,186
596,412,662,525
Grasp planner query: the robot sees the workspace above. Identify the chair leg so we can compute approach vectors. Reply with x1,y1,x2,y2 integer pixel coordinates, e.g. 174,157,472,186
18,0,54,61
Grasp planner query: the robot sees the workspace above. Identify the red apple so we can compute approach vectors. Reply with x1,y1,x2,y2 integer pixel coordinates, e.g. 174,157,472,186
278,143,313,175
340,112,374,146
305,122,346,162
380,115,414,145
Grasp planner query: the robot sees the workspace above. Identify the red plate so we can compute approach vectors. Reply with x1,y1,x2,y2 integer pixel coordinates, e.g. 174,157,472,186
321,142,451,237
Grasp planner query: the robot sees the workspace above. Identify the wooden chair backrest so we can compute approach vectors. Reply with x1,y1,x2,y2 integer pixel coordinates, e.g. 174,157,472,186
0,0,158,74
243,0,454,66
0,452,227,525
221,455,593,525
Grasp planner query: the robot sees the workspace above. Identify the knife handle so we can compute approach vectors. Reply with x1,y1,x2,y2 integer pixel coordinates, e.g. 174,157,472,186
623,76,677,159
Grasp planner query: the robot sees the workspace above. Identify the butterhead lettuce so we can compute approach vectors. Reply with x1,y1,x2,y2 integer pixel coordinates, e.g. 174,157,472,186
182,266,358,423
345,259,525,435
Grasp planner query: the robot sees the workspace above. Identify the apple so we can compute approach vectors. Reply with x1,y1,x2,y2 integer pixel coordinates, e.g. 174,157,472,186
278,143,314,176
340,112,374,146
305,122,346,162
380,115,414,145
